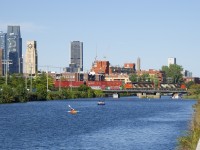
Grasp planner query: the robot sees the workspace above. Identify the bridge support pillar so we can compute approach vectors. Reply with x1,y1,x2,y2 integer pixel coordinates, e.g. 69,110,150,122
113,93,119,98
155,93,161,98
137,93,161,99
137,93,147,98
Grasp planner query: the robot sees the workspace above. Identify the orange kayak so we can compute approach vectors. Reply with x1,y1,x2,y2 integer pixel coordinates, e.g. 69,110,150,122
69,110,78,114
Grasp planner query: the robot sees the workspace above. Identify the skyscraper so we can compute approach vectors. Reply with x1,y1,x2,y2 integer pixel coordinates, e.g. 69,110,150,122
168,57,176,67
6,26,23,74
24,41,38,75
137,57,141,71
0,49,2,76
69,41,83,72
0,31,7,75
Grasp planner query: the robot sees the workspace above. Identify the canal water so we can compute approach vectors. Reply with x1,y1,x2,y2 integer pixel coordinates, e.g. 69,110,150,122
0,96,196,150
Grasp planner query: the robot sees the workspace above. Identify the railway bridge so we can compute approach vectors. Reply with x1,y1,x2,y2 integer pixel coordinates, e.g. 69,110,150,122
102,88,187,98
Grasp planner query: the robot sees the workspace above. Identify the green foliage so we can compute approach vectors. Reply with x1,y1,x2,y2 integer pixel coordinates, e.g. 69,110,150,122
27,92,38,101
47,91,63,100
184,94,200,100
152,77,159,89
87,89,95,98
10,74,25,87
61,89,72,99
0,73,104,103
94,90,104,97
13,84,28,102
33,72,54,91
70,91,81,99
141,73,150,82
36,84,47,100
161,64,183,84
188,84,200,96
129,74,138,82
186,81,195,89
78,84,91,91
0,76,5,85
178,101,200,150
0,85,14,103
77,84,96,98
129,73,151,83
178,129,200,150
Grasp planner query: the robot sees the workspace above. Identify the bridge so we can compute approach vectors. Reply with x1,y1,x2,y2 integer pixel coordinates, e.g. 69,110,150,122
102,88,187,95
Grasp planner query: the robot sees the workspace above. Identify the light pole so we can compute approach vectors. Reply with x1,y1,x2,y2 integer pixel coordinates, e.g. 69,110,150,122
25,73,27,90
2,59,12,85
46,66,49,92
5,61,8,85
25,62,27,90
29,63,33,92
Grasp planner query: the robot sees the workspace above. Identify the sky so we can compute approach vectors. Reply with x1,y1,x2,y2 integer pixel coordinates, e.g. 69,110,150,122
0,0,199,76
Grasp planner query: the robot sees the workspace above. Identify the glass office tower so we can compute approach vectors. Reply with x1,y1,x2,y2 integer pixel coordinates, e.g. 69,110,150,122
0,31,7,75
7,26,23,74
70,41,83,72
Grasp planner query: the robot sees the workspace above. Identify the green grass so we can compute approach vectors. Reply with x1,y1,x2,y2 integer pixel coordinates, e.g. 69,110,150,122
178,100,200,150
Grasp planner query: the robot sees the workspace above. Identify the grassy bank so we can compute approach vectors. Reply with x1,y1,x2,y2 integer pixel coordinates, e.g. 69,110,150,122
178,100,200,150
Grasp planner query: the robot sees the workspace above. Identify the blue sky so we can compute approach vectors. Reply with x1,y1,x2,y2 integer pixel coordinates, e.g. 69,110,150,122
0,0,200,76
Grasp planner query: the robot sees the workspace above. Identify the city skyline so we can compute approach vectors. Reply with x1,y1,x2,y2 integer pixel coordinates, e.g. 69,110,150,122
0,0,199,76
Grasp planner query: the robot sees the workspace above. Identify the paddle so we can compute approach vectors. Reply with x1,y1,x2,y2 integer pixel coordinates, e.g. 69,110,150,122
68,105,75,110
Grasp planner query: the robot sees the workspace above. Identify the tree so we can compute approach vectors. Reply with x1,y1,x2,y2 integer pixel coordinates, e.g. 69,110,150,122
33,72,54,91
0,85,14,103
129,74,138,82
185,81,195,89
10,74,25,87
0,76,5,85
161,64,183,84
78,84,90,92
188,84,200,95
13,84,28,102
151,76,159,89
7,74,28,102
36,84,47,100
141,73,150,82
94,90,104,97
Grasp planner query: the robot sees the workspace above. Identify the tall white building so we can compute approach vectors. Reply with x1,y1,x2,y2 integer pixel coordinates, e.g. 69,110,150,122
168,57,176,67
137,57,141,71
24,41,38,75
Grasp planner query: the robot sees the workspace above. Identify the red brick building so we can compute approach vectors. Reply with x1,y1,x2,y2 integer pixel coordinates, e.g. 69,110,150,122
124,63,135,69
91,60,110,74
54,81,122,90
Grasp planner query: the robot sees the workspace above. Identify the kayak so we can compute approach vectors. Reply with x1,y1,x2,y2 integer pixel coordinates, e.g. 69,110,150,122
68,110,78,114
68,105,78,114
97,101,105,105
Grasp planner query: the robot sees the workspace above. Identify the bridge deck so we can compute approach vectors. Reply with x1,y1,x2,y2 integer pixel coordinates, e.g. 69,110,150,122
103,88,187,94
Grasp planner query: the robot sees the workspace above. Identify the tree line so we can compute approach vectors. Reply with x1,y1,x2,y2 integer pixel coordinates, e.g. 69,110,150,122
1,64,200,103
129,64,184,84
0,72,104,104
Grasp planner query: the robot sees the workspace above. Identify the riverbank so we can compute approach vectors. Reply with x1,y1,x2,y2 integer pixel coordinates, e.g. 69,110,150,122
178,100,200,150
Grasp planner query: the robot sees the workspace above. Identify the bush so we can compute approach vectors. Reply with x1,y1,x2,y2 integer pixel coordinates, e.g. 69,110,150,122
178,100,200,150
0,85,14,103
47,91,63,100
